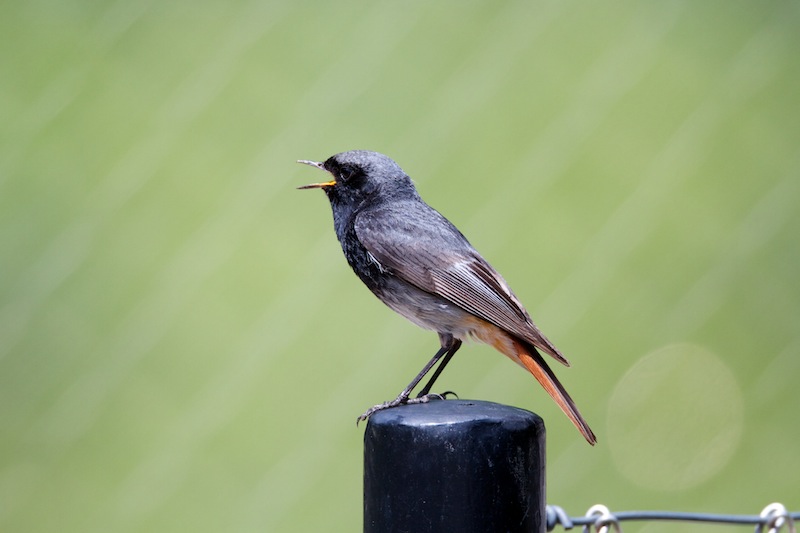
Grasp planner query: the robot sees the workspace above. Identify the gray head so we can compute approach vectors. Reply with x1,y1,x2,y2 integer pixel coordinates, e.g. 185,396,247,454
297,150,419,207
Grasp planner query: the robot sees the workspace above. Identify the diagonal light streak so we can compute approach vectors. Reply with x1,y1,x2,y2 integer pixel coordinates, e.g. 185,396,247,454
393,0,569,178
0,1,292,362
471,1,687,251
536,14,789,334
0,0,155,188
661,164,800,338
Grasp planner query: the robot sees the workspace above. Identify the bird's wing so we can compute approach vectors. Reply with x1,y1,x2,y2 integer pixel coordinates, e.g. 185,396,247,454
354,204,569,365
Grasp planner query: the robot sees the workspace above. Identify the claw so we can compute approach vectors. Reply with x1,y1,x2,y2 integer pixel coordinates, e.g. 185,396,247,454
415,389,458,400
408,393,444,403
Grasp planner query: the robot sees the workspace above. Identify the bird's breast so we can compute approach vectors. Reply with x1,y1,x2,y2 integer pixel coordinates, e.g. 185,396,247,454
336,217,387,293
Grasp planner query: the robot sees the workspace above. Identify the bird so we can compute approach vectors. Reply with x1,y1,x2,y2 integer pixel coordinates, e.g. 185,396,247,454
298,150,596,444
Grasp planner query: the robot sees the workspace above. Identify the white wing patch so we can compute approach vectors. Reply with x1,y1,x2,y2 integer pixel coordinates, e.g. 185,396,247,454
367,250,387,273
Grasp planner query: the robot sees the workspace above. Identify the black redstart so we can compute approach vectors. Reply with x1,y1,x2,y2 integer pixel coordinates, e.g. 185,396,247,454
298,150,596,444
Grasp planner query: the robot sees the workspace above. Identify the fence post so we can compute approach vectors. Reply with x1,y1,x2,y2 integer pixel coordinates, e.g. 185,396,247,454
363,399,546,533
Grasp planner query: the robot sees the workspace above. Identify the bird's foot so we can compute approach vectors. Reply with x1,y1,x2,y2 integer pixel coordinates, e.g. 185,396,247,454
357,391,457,425
357,396,407,425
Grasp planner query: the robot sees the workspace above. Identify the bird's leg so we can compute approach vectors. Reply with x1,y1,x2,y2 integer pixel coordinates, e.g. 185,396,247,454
416,337,462,398
357,337,457,423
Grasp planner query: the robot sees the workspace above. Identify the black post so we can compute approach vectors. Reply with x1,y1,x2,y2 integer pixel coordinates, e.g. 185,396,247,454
364,399,546,533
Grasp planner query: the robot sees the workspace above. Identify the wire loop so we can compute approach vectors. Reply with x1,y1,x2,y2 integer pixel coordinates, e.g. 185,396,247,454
757,503,796,533
546,505,574,531
583,504,622,533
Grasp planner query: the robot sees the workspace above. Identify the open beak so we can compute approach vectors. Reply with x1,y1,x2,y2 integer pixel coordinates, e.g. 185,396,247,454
297,160,336,189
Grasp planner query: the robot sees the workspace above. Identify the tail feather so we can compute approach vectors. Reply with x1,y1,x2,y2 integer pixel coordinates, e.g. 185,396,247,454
517,341,597,445
469,318,596,444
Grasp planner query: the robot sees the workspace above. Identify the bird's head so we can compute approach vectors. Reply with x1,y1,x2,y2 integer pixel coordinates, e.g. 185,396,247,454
297,150,418,208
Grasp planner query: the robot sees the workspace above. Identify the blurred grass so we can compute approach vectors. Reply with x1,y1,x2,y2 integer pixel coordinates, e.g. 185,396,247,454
1,0,799,531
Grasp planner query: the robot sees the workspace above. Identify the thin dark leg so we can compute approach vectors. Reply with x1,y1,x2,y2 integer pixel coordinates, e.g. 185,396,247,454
357,337,456,423
416,339,462,397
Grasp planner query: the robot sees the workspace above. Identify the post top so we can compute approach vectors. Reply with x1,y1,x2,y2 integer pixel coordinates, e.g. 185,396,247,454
367,398,544,428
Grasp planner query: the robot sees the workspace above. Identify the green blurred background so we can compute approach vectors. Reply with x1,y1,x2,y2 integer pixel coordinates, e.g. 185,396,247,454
2,1,799,531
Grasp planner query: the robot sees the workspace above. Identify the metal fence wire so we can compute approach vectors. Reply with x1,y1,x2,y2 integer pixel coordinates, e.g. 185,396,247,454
547,503,799,533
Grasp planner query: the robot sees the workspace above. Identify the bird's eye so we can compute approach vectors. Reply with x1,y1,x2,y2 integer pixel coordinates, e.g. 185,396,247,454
339,164,358,182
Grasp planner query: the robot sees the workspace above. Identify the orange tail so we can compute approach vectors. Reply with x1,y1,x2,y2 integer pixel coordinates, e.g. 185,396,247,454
470,320,596,444
516,340,596,445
